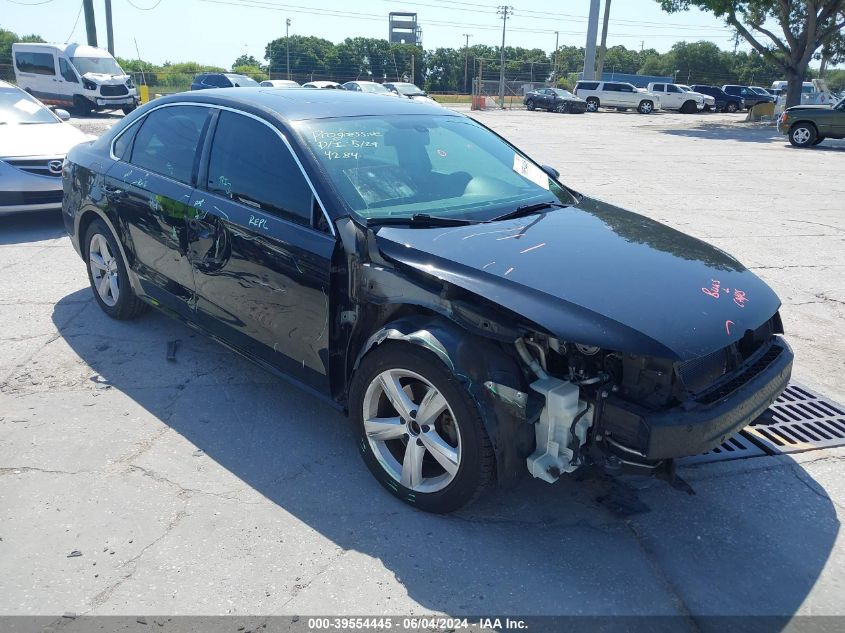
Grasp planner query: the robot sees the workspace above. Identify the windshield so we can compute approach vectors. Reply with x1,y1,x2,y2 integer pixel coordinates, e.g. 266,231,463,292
298,114,576,223
392,83,424,95
226,74,259,87
551,89,574,97
71,56,124,76
0,88,57,125
751,87,768,95
359,83,390,94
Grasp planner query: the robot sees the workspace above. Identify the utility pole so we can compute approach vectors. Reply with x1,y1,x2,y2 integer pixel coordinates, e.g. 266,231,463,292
411,54,415,85
582,0,600,80
595,0,611,80
497,5,512,108
552,30,559,85
463,33,472,94
285,18,292,80
104,0,114,55
83,0,98,47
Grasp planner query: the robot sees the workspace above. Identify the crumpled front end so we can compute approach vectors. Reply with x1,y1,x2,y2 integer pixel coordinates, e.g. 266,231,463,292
514,314,792,482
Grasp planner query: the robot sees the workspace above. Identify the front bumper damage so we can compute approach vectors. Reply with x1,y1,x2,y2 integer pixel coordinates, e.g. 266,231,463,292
596,338,792,465
522,337,793,482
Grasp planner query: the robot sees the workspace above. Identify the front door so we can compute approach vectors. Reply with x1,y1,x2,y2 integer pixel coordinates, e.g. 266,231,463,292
187,109,336,391
104,104,211,317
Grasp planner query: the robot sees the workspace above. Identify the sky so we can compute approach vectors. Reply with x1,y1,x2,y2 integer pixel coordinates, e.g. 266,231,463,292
2,0,754,68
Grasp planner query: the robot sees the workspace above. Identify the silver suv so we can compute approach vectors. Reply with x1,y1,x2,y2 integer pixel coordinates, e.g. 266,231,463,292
573,80,661,114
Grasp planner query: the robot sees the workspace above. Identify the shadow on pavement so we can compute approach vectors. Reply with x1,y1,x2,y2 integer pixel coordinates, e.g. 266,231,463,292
657,122,784,144
0,210,66,245
52,288,840,624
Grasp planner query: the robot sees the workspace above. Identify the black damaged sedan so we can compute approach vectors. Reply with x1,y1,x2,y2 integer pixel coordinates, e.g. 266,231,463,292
63,89,792,513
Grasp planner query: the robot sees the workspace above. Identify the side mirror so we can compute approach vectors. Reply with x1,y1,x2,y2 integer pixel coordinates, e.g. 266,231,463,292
540,165,559,180
55,109,71,121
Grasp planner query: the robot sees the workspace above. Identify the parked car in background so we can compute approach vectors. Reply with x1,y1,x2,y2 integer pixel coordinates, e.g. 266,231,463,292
383,82,437,104
260,79,300,88
0,80,91,215
722,85,775,110
676,84,716,111
689,85,744,112
341,81,398,97
777,96,845,147
646,82,704,113
573,80,660,113
62,89,792,512
191,73,260,90
12,42,139,115
302,81,344,89
523,87,587,113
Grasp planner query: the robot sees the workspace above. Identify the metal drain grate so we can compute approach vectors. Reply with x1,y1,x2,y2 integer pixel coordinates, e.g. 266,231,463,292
745,383,845,454
681,382,845,464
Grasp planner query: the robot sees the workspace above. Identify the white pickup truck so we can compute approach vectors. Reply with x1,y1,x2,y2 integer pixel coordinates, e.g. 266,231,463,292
646,82,705,113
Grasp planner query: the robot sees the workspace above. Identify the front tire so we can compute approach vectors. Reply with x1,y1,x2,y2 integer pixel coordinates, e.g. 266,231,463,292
122,104,137,115
680,100,697,114
637,100,654,114
73,95,91,116
585,97,599,112
526,99,536,111
725,101,738,113
812,135,825,146
84,219,149,320
789,122,817,147
350,342,494,513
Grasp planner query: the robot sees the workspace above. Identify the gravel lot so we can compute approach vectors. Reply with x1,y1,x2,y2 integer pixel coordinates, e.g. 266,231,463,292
1,106,844,623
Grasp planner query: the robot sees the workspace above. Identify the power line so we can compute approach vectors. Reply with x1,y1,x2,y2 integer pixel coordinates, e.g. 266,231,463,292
125,0,164,9
65,0,84,43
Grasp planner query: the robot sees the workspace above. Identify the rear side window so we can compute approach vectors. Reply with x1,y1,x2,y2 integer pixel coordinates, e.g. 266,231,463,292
576,82,598,91
207,110,312,226
207,75,230,87
604,83,622,91
15,51,55,75
130,105,209,185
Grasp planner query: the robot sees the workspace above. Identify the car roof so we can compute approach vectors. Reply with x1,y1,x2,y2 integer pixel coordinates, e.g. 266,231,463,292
152,87,453,122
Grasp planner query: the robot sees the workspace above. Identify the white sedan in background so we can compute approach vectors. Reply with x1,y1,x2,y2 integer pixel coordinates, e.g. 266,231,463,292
259,79,300,88
0,80,92,215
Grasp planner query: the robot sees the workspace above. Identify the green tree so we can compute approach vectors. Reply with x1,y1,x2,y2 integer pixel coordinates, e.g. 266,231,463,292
0,27,44,66
657,1,845,106
232,54,262,70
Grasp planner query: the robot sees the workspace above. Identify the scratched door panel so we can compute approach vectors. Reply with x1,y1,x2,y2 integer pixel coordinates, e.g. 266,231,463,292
105,160,197,317
187,192,335,391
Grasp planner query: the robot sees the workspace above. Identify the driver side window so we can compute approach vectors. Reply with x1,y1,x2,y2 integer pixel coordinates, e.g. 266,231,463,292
59,58,78,83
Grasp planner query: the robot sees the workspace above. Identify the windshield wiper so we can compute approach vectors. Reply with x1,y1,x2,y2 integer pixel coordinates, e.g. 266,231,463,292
489,201,569,223
367,213,477,228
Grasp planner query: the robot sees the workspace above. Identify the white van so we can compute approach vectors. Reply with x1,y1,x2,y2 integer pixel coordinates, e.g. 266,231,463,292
12,42,139,115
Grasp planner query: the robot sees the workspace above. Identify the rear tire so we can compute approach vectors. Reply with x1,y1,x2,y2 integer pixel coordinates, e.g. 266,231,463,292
73,95,91,116
637,100,654,114
84,219,149,320
350,342,494,513
585,97,599,112
789,123,817,147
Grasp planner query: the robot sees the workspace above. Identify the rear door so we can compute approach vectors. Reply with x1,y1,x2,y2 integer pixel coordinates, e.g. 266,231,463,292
104,104,211,317
188,108,336,390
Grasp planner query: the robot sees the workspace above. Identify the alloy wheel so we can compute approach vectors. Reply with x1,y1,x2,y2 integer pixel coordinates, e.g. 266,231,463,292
362,369,461,493
88,233,120,307
792,126,812,145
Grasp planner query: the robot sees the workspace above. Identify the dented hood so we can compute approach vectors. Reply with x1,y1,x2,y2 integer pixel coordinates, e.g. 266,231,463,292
373,197,781,361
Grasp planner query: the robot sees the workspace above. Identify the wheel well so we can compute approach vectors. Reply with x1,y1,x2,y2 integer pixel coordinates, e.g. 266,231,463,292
77,210,101,253
790,120,817,132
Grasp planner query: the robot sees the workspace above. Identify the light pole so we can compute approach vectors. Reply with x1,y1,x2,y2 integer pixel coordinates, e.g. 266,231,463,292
552,30,559,85
286,18,291,80
462,33,472,94
497,5,513,109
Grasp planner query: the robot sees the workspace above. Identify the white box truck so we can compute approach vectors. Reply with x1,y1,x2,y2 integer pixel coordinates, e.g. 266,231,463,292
11,42,139,116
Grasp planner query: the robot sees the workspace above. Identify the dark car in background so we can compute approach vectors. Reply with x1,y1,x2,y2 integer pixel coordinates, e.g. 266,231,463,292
190,73,260,90
523,88,587,113
690,85,745,112
778,96,845,147
722,85,776,110
61,89,792,513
